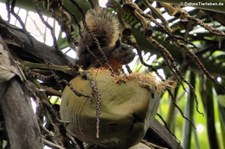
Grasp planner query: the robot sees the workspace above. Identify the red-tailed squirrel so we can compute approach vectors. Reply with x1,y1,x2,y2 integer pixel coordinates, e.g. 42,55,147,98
76,8,135,71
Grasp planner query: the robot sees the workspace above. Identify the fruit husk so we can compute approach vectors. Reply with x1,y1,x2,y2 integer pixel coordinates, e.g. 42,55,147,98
60,68,174,149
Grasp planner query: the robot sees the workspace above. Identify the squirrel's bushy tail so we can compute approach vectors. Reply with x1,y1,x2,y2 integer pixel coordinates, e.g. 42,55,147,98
79,8,120,50
77,8,135,70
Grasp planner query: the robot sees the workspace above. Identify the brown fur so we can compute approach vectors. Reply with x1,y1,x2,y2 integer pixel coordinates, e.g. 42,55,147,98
85,8,119,48
77,8,135,71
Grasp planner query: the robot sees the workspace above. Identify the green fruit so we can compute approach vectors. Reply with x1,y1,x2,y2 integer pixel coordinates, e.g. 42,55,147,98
60,68,172,149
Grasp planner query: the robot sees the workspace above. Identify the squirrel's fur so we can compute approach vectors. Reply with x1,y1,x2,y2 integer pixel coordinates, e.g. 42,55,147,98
77,8,135,70
84,8,120,48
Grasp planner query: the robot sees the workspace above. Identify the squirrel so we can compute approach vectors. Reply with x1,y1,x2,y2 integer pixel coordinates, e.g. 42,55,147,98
76,8,135,71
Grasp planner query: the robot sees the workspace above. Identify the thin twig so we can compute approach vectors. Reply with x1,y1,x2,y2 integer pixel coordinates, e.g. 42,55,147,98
9,0,34,46
43,138,65,149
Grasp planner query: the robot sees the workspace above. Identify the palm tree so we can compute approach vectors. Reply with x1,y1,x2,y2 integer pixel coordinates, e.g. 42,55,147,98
0,0,224,148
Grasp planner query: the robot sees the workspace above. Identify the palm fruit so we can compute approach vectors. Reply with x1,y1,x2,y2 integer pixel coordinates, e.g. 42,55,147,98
60,68,174,149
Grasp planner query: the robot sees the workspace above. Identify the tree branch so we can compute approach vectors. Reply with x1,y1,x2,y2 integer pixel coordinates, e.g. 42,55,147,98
0,36,43,149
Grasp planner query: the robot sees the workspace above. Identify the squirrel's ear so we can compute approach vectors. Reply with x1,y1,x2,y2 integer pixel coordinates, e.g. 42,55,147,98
115,39,121,48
